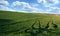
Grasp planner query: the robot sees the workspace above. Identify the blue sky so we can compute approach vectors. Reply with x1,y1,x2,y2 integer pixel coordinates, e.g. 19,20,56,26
0,0,60,14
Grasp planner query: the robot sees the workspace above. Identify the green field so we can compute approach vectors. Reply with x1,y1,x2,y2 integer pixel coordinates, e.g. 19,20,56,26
0,11,60,36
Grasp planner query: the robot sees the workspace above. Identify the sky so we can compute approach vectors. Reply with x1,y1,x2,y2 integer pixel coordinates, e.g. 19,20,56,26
0,0,60,14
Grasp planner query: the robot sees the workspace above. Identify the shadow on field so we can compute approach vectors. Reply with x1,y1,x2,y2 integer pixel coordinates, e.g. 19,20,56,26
0,19,32,35
0,19,22,35
0,19,60,36
0,19,14,34
0,19,14,26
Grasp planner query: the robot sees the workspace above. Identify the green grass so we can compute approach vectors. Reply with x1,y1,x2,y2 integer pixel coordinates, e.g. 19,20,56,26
0,11,60,36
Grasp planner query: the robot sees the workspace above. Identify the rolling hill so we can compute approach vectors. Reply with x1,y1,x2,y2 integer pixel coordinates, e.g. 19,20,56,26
0,11,60,36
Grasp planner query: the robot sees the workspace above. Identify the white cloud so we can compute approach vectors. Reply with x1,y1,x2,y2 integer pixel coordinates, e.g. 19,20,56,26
0,0,15,11
13,1,60,13
37,0,60,14
45,7,60,14
37,0,60,7
12,1,32,9
0,0,9,6
12,1,44,12
0,0,60,14
0,5,16,11
50,7,60,10
0,0,17,11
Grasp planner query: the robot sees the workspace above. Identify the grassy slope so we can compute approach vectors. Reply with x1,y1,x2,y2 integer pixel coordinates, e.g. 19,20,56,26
0,11,60,36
